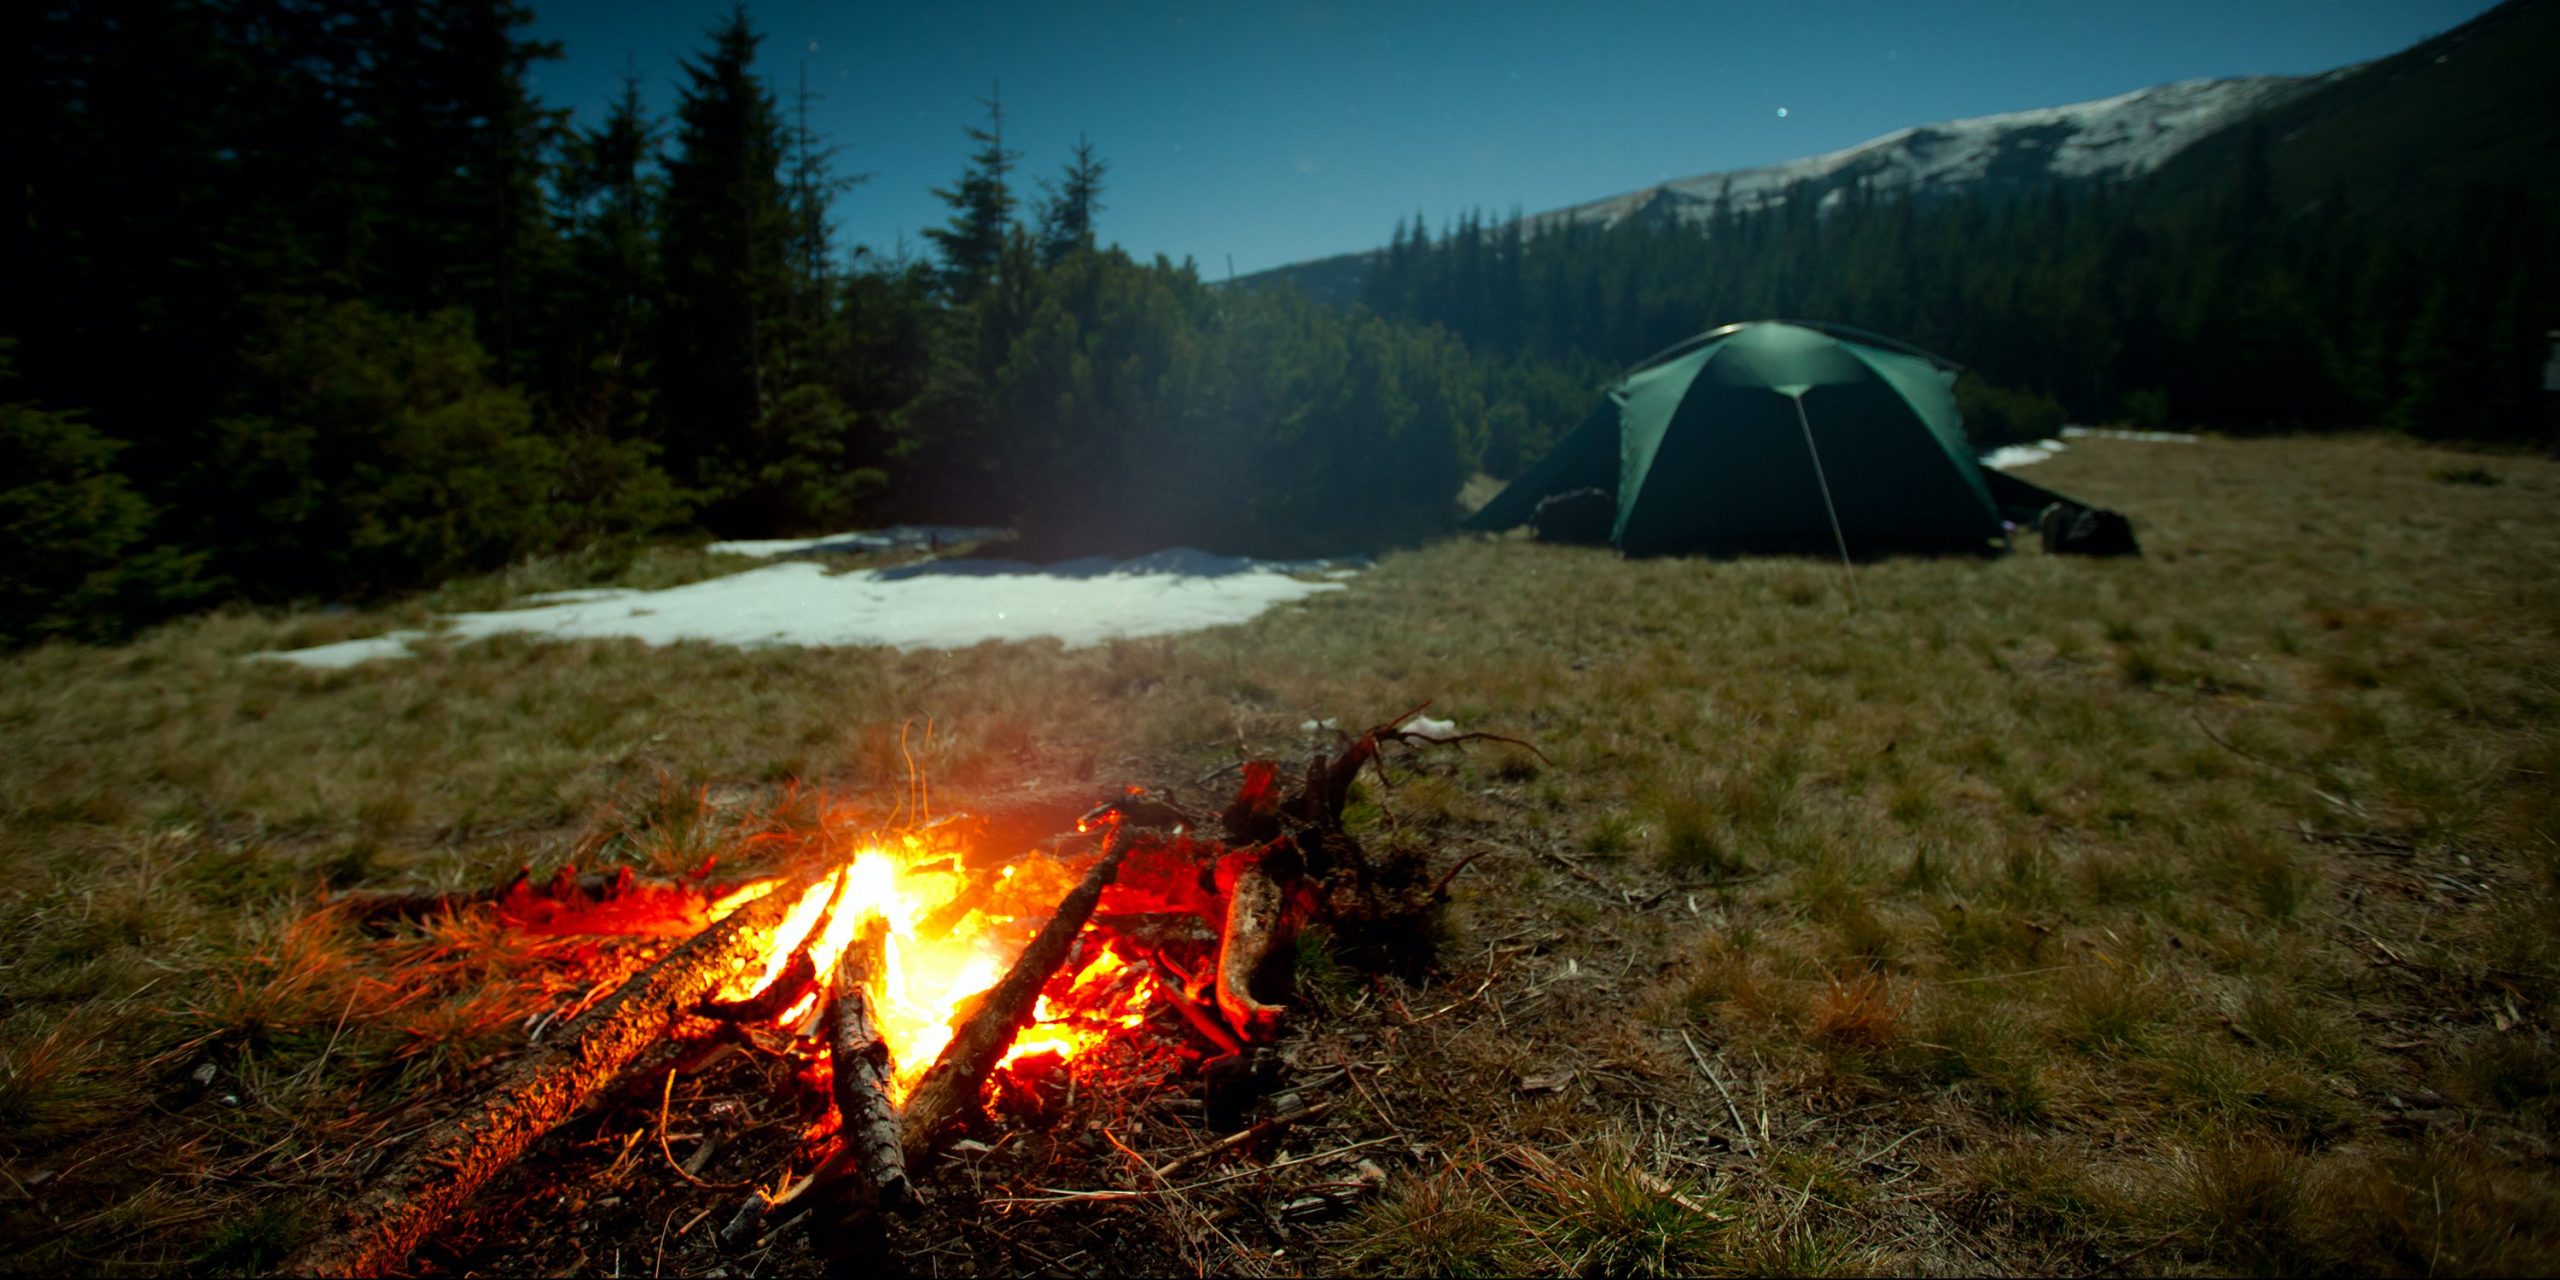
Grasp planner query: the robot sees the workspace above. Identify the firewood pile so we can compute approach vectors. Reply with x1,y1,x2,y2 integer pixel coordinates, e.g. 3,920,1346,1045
282,706,1534,1277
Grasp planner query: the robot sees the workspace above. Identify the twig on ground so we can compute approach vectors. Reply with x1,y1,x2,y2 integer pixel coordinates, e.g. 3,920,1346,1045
2191,708,2322,780
1398,972,1497,1027
1678,1029,1758,1160
660,1070,748,1190
1428,849,1490,898
2292,822,2423,856
2194,709,2376,819
1152,1100,1336,1181
1536,848,1623,896
990,1137,1393,1205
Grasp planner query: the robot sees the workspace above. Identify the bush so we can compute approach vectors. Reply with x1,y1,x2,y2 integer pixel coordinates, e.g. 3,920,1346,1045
744,384,885,533
202,300,681,598
1957,376,2070,450
0,344,204,647
2122,387,2172,430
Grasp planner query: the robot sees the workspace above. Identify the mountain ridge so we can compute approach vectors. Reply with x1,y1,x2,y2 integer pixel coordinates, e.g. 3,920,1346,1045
1233,0,2553,308
1240,73,2322,306
1534,74,2324,232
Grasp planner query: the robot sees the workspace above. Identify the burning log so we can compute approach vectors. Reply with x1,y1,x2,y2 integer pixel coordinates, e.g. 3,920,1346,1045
826,921,908,1209
313,865,752,936
1215,858,1294,1041
934,787,1116,867
281,873,823,1279
914,865,1003,940
698,947,817,1023
723,834,1139,1251
900,831,1131,1164
699,871,846,1023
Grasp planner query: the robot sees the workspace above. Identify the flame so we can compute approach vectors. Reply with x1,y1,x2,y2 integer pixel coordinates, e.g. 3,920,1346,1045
715,842,1159,1104
706,878,783,920
1000,945,1154,1071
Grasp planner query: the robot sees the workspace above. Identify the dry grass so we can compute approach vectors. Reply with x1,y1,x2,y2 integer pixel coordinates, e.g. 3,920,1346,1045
3,434,2558,1274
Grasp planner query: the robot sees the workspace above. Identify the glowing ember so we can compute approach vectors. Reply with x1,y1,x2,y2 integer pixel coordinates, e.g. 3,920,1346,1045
1001,946,1153,1070
713,840,1161,1103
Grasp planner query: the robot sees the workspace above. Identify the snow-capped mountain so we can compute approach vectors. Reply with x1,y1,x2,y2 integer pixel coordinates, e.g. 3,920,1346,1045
1240,74,2329,304
1540,75,2322,230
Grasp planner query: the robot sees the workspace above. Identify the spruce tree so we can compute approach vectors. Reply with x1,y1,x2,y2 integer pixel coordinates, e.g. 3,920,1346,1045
350,0,563,378
924,84,1021,300
1036,132,1109,266
550,69,663,435
786,58,867,300
656,5,798,518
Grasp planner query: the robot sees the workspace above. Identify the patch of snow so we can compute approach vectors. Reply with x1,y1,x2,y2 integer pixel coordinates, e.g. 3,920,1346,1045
704,524,1010,558
1982,439,2067,470
1983,426,2200,471
1402,714,1460,740
257,551,1355,668
269,632,433,669
2060,426,2200,443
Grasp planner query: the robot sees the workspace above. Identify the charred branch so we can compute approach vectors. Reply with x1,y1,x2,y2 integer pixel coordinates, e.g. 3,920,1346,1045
322,865,734,933
897,831,1132,1168
1215,860,1293,1042
698,948,817,1023
933,787,1114,869
282,873,825,1278
723,834,1138,1250
827,923,908,1209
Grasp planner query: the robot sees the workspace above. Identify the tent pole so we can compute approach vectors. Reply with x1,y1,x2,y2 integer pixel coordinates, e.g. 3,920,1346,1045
1789,393,1861,610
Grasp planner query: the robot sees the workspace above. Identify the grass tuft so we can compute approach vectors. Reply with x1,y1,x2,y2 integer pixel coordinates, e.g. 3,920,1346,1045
1514,1142,1733,1278
2055,960,2169,1057
0,1014,121,1140
1810,971,1907,1054
2316,1137,2560,1276
1911,992,2053,1123
193,1203,304,1277
1344,1167,1523,1278
2148,1133,2323,1274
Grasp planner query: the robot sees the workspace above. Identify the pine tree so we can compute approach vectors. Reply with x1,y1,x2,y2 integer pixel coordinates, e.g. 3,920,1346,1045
656,4,798,517
1036,132,1110,266
786,58,867,298
924,84,1021,301
549,69,663,434
350,0,563,378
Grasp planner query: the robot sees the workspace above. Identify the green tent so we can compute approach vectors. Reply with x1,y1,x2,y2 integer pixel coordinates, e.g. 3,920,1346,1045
1466,320,2074,555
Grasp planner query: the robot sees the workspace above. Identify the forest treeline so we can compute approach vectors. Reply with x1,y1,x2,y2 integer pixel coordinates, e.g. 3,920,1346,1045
1356,149,2555,468
6,0,2553,647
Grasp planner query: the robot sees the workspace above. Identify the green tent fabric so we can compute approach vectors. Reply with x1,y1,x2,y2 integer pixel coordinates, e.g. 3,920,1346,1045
1468,321,2055,555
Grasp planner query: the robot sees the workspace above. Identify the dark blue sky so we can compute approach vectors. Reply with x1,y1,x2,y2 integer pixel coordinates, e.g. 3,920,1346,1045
527,0,2495,276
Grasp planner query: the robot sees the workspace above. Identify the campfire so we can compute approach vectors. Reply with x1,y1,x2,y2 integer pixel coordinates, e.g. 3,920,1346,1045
286,706,1533,1277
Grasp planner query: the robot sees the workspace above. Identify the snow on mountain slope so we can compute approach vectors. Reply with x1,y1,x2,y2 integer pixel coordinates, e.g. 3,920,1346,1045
1542,75,2320,230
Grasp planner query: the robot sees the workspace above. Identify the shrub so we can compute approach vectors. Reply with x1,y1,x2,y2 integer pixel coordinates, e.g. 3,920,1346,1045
1956,376,2070,450
0,343,204,647
203,299,681,598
